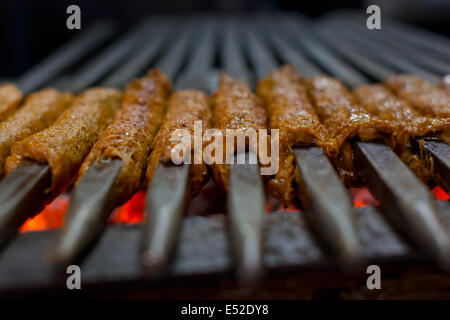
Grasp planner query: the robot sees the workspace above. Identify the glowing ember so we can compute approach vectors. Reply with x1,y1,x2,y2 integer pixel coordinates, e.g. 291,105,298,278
19,191,145,233
350,187,379,208
432,186,450,201
18,185,449,233
109,191,145,224
19,194,69,232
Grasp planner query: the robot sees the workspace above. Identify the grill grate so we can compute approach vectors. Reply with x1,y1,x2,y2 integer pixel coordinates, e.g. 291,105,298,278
0,11,449,296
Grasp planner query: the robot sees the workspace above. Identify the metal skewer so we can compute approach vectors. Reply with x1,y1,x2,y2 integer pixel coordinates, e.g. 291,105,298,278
219,22,267,283
141,21,216,277
51,22,174,265
282,15,450,264
315,18,450,194
0,162,50,246
246,21,363,267
0,17,161,248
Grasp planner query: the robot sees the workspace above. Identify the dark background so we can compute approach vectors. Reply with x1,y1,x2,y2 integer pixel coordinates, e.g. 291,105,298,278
1,0,449,78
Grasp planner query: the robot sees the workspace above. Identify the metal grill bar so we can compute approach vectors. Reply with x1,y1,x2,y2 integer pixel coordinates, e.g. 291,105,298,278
284,17,368,88
102,22,171,87
326,16,450,76
142,20,218,277
322,20,440,83
16,22,116,94
279,14,450,260
315,16,450,194
67,18,158,92
244,24,278,82
266,26,323,79
246,21,363,267
1,13,450,293
313,26,394,81
334,11,450,60
0,16,164,252
221,21,250,84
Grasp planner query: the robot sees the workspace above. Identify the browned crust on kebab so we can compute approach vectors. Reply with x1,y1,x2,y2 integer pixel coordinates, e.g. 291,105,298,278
385,74,450,118
77,70,171,205
210,73,267,190
0,83,23,123
257,66,337,205
146,89,211,198
0,88,73,177
354,84,449,183
5,88,121,196
306,75,391,186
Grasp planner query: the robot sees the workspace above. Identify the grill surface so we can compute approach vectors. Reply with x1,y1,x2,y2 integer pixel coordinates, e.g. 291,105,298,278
0,11,449,297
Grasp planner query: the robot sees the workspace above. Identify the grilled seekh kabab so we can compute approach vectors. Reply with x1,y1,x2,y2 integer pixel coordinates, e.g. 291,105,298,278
210,73,267,190
52,70,171,264
0,83,23,123
0,89,73,177
305,75,391,186
4,88,121,197
385,74,450,118
354,84,449,183
146,89,211,198
78,69,171,205
256,66,336,205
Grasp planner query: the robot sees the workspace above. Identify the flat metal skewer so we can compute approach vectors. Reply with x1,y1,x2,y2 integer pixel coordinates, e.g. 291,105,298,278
416,140,450,193
228,152,265,282
354,142,450,264
0,161,50,246
142,164,189,275
246,21,363,267
284,15,450,261
315,19,450,195
52,160,122,264
0,16,162,249
216,24,268,283
52,22,177,266
141,21,216,277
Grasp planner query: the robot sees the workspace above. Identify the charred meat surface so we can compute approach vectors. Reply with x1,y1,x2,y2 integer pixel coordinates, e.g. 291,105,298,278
385,74,450,118
0,89,73,177
146,89,211,198
257,66,336,205
4,88,122,196
354,84,449,183
306,75,390,185
210,73,267,190
0,83,23,123
78,70,171,205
